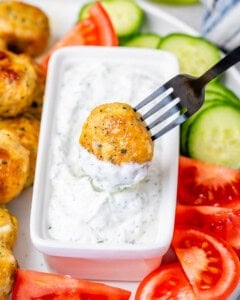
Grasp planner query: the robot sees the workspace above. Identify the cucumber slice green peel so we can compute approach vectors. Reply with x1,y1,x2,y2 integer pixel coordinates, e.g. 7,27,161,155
180,88,240,156
158,33,221,77
204,91,240,106
206,82,240,104
78,0,144,38
123,33,161,48
187,104,240,169
180,101,217,155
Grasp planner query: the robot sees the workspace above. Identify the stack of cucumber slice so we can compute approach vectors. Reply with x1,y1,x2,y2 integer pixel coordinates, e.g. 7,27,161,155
78,0,240,169
157,34,240,169
181,82,240,169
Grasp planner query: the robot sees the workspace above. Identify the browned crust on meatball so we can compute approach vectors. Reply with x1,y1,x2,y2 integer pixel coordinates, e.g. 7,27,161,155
0,116,40,187
0,1,50,57
0,50,38,118
0,130,29,203
25,62,46,120
79,102,153,165
0,205,18,250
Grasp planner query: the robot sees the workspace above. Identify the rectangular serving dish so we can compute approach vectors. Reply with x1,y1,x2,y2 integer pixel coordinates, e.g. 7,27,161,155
30,46,179,281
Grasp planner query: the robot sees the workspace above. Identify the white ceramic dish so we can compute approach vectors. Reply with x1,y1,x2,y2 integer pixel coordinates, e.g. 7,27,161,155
30,46,179,281
7,0,240,298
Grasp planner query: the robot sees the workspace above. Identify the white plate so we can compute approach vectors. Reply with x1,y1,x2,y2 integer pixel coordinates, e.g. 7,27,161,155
8,0,240,299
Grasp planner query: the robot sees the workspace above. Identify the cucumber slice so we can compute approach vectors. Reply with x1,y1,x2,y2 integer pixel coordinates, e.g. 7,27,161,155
205,90,232,103
180,89,238,155
180,101,216,155
78,0,144,38
123,33,161,48
187,104,240,169
180,81,240,156
78,2,92,19
206,82,240,105
158,33,221,77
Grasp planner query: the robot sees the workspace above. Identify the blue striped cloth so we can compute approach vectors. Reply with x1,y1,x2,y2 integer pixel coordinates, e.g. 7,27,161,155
201,0,240,51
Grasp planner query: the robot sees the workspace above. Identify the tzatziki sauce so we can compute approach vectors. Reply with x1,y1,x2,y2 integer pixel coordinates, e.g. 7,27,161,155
47,60,171,245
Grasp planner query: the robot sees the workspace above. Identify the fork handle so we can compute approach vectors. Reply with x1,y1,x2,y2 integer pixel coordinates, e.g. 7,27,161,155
197,45,240,87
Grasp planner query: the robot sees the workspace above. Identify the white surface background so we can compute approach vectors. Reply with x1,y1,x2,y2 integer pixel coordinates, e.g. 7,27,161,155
6,1,240,299
140,0,204,30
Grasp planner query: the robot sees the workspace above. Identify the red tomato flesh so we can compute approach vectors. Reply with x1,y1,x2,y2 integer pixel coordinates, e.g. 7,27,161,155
175,204,240,255
172,227,240,300
40,2,118,73
12,269,131,300
177,156,240,207
89,1,118,46
135,263,196,300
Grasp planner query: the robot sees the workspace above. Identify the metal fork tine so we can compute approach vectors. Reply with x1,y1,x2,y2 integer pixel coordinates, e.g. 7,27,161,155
147,100,181,130
151,112,188,141
141,91,174,120
134,84,170,111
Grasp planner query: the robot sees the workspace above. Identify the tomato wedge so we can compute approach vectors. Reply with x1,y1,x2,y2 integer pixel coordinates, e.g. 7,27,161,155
135,263,196,300
175,204,240,256
40,2,118,72
177,156,240,207
12,269,131,300
89,1,118,46
172,227,240,300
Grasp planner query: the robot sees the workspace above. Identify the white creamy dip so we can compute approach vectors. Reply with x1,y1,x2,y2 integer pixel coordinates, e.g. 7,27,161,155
47,60,171,245
78,145,151,191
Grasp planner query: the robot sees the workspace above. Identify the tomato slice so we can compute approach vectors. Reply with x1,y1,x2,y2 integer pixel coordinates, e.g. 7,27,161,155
12,269,131,300
40,2,118,72
177,156,240,207
33,294,81,300
175,204,240,256
135,263,196,300
88,1,118,46
172,227,240,300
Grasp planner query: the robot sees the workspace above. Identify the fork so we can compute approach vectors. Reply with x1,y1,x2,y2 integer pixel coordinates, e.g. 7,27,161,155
134,45,240,141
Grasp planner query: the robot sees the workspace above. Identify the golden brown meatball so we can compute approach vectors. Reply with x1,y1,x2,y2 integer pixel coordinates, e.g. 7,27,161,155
0,206,18,299
25,91,44,120
0,50,38,118
0,116,40,187
0,245,18,300
0,130,29,203
79,102,153,165
0,205,18,250
0,0,50,57
25,62,46,120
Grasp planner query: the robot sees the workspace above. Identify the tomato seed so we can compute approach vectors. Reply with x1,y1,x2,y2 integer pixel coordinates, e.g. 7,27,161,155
201,284,211,290
208,266,219,274
208,257,219,263
201,241,209,249
169,280,177,287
